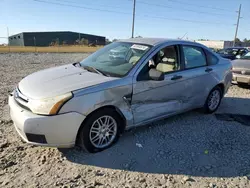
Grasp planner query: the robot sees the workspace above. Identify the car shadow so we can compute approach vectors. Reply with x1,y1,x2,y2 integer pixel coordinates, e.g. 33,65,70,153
60,96,250,178
236,83,250,89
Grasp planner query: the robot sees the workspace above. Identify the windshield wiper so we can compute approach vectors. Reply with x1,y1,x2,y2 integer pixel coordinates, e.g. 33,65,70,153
82,65,109,77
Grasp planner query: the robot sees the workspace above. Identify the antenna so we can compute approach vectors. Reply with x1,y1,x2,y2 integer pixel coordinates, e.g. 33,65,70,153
180,32,188,39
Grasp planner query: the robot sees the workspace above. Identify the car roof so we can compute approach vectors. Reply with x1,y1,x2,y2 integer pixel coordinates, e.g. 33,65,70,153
118,38,194,46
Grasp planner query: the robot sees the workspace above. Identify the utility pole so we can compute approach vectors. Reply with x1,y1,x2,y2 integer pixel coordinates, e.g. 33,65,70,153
79,32,80,45
131,0,136,38
7,27,10,53
233,4,241,47
34,37,37,52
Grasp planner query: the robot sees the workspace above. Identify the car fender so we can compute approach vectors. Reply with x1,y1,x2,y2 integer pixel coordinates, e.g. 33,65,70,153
60,82,134,128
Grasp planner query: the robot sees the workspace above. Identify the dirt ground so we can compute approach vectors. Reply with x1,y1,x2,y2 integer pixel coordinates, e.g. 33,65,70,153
1,53,250,188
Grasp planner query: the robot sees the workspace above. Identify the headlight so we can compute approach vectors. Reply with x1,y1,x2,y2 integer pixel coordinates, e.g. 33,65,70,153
29,92,73,115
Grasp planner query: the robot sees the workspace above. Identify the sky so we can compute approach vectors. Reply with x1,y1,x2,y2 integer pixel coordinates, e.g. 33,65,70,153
0,0,250,44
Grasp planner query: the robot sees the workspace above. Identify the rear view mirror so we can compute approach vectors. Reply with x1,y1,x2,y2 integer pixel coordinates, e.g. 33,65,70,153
149,68,164,81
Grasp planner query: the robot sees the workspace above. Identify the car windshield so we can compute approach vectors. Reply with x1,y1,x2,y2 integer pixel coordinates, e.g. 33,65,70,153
80,42,151,77
240,52,250,59
218,48,239,55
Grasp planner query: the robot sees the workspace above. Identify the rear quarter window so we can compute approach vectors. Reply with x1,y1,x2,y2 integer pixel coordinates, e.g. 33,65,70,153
206,50,219,65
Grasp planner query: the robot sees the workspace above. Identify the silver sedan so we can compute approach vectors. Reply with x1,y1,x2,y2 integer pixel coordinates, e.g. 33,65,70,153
232,52,250,85
8,38,232,152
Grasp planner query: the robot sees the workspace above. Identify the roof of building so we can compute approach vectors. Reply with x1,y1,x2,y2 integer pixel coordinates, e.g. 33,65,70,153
9,31,105,38
119,37,193,46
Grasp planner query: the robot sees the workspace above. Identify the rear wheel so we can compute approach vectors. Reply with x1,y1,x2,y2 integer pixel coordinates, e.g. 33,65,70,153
203,86,222,113
77,109,122,153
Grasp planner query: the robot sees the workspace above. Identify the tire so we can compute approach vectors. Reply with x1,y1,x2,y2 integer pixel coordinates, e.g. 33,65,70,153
203,86,222,114
77,109,123,153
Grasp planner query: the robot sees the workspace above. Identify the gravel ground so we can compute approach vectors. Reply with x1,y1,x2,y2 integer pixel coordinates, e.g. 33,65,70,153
1,53,250,188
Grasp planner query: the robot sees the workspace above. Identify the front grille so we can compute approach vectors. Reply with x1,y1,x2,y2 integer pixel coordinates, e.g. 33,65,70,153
232,69,250,75
15,88,29,103
14,99,31,112
14,87,31,111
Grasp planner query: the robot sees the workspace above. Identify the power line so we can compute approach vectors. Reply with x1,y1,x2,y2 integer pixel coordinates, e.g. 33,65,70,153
126,0,235,17
53,0,125,10
33,0,130,15
240,28,250,33
140,14,233,26
168,0,232,12
33,0,234,26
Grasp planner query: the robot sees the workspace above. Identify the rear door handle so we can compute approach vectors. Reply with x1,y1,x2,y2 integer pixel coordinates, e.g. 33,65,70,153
171,75,182,80
205,68,213,72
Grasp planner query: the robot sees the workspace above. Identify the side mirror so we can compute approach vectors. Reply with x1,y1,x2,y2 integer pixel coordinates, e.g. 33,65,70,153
149,68,164,81
236,55,241,59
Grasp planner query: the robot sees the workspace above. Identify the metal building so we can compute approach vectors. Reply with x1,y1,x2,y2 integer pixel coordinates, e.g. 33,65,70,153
8,31,106,46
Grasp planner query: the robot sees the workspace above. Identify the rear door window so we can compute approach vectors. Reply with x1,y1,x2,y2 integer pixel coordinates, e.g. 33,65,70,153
182,46,207,69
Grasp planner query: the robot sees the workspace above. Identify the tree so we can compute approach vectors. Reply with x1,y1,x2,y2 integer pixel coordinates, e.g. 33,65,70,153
62,40,67,45
243,38,250,43
50,38,59,46
79,38,88,45
105,38,111,45
112,39,118,42
235,38,241,43
49,41,55,46
135,35,142,38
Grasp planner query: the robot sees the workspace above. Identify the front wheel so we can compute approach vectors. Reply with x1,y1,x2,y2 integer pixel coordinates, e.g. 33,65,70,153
77,109,122,153
203,86,222,113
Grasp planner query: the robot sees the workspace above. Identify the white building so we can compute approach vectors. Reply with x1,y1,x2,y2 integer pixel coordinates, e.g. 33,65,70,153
195,40,234,49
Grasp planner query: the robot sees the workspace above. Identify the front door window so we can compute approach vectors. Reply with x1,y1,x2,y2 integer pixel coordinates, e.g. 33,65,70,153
137,45,180,81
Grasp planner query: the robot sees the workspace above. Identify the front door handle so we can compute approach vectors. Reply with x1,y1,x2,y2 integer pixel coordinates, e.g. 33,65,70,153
205,68,213,72
171,75,182,80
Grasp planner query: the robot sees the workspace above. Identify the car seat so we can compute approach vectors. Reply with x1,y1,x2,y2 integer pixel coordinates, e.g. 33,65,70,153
156,47,177,73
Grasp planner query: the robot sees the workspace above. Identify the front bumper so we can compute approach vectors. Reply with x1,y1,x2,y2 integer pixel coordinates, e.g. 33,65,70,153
232,73,250,84
8,94,85,148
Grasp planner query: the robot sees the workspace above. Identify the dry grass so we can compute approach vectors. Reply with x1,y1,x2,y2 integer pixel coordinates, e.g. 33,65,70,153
0,45,102,53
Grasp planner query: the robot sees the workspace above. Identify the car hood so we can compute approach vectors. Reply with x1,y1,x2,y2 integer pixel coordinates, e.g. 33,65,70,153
232,59,250,69
18,64,118,99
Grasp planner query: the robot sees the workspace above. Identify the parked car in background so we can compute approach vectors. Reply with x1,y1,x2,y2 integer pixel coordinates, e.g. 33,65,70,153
217,47,249,60
209,48,219,53
8,38,232,153
232,51,250,85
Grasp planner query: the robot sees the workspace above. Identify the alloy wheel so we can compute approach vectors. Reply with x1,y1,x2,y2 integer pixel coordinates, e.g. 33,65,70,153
208,89,221,111
89,115,118,148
